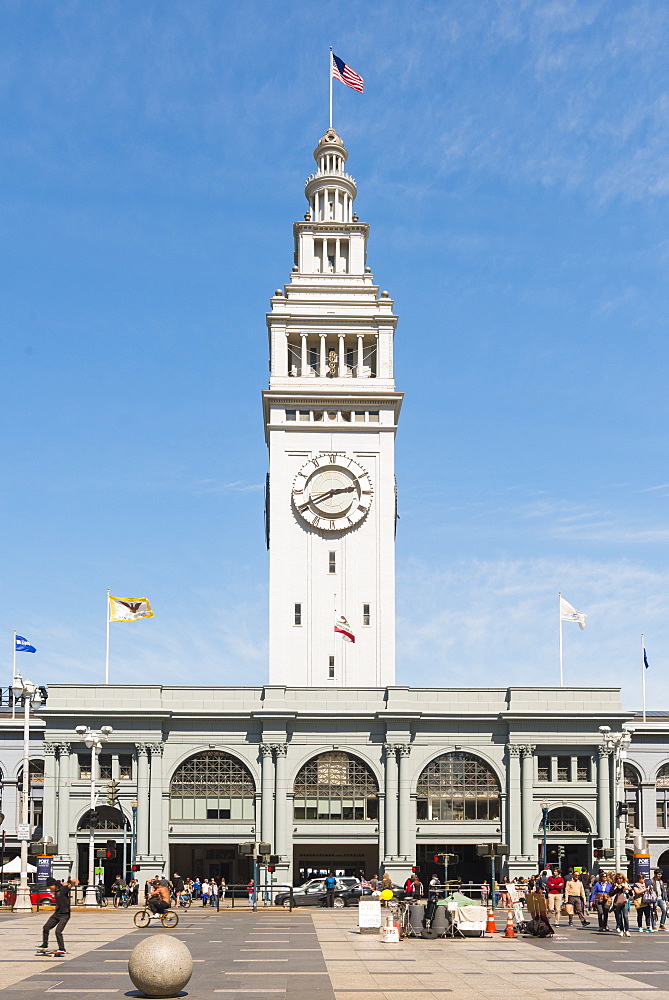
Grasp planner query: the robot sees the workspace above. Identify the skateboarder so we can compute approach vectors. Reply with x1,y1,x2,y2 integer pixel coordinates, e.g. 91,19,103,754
37,877,77,956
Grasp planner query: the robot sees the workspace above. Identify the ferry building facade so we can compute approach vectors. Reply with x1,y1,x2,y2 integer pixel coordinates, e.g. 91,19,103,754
37,130,661,887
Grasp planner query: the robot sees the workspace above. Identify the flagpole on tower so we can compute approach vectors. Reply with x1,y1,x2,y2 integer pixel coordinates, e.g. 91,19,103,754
105,588,110,685
642,633,646,723
12,630,16,719
558,592,564,687
329,47,333,129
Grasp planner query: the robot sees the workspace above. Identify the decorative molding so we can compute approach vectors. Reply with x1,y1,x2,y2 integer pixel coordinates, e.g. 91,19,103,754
507,744,523,757
135,743,150,757
259,743,274,758
272,743,288,756
148,743,164,757
383,743,397,757
598,745,614,758
43,742,58,756
521,744,536,757
56,742,71,755
396,744,412,757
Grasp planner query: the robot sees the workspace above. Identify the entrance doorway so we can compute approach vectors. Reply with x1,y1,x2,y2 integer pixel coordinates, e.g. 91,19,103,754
539,843,589,873
293,843,378,884
170,844,252,887
416,844,487,889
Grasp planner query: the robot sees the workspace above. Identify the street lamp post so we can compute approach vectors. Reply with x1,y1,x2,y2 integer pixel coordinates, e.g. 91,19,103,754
599,725,635,874
75,724,113,906
11,676,42,912
540,800,550,870
131,799,137,875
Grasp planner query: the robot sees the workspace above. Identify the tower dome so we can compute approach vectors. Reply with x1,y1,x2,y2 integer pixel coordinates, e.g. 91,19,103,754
305,129,357,223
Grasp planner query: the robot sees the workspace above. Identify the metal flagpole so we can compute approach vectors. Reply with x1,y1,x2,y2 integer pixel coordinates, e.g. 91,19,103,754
11,631,16,719
329,47,333,129
558,593,564,687
105,589,110,685
642,633,646,723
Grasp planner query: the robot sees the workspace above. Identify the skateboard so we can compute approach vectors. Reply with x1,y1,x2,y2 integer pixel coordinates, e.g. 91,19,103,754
35,950,67,958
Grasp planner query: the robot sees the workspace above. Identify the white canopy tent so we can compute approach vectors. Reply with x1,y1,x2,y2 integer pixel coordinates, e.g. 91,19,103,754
0,856,37,874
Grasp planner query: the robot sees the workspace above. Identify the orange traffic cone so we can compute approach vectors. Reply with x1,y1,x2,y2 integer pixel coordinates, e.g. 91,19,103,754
485,903,497,934
503,907,515,939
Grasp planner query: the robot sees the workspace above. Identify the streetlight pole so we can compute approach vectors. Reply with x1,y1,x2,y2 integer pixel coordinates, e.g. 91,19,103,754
599,725,634,874
12,676,42,912
540,800,550,870
75,724,113,906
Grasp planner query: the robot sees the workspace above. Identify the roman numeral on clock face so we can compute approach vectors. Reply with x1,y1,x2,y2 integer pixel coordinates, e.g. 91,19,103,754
328,454,338,464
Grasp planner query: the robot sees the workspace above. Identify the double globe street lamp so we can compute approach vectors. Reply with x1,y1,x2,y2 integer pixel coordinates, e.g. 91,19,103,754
75,724,113,906
599,724,635,874
11,676,43,911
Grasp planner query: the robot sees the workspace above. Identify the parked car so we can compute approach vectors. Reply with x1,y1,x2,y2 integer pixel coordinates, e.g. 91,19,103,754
274,877,363,908
3,883,56,908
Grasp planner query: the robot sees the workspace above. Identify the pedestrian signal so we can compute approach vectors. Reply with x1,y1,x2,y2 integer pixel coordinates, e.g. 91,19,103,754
267,865,275,873
105,839,117,860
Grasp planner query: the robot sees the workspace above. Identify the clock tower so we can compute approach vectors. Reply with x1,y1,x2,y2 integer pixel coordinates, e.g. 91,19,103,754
263,129,402,687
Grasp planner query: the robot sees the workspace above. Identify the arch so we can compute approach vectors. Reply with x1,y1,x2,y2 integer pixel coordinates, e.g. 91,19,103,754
416,751,501,822
293,751,379,821
540,806,591,833
624,763,641,787
657,764,669,787
169,750,255,822
77,805,130,831
14,758,44,781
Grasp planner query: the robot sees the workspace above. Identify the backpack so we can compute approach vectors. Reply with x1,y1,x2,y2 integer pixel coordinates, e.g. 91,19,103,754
527,916,553,937
325,876,336,890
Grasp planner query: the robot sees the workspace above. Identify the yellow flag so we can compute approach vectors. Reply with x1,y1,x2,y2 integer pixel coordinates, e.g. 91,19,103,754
108,596,153,623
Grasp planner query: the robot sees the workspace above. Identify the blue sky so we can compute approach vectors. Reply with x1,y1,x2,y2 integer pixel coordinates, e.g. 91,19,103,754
2,0,669,708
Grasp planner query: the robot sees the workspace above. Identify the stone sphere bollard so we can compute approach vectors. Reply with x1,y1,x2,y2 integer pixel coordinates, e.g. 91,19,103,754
128,934,193,998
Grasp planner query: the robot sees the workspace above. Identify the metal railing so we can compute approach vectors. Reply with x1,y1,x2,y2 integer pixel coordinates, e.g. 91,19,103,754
191,883,294,911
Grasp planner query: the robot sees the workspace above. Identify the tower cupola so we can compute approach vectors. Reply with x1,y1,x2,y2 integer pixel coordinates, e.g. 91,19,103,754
305,128,357,223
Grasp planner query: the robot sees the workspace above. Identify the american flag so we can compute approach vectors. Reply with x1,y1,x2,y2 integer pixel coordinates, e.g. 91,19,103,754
332,53,364,93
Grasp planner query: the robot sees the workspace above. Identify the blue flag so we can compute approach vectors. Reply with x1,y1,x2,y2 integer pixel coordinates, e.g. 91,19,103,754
15,635,36,653
644,647,650,670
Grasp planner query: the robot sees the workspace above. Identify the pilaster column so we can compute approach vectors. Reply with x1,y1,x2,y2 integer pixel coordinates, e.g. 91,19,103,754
43,743,58,846
521,745,536,857
507,745,522,857
319,333,327,377
147,743,164,859
135,744,150,857
260,744,275,849
384,744,398,859
338,332,345,376
300,333,308,376
273,744,288,859
597,746,612,844
56,743,71,859
357,333,364,375
397,744,413,859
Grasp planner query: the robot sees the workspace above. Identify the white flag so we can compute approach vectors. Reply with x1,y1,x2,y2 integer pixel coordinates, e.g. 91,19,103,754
560,596,586,630
108,596,153,623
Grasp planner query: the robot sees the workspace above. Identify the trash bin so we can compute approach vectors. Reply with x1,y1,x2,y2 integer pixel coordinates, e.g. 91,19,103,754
408,899,427,935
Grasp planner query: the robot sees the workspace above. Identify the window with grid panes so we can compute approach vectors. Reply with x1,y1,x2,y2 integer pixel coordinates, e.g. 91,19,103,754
119,754,133,779
537,755,551,781
657,765,669,829
293,751,378,821
577,755,591,781
543,807,590,832
557,756,570,781
169,751,255,821
416,752,501,821
624,764,640,829
99,754,112,780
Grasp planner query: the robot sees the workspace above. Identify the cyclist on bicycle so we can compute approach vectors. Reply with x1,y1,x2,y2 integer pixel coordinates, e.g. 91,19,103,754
147,877,171,920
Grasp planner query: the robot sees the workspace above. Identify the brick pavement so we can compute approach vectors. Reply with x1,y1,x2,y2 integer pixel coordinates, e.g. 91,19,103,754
0,906,668,999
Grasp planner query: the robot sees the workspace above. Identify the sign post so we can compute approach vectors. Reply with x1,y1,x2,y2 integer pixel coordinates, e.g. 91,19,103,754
36,857,52,885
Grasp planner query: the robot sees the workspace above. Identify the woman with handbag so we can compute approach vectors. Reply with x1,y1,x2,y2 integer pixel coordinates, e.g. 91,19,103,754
633,876,657,932
589,872,613,931
610,875,631,937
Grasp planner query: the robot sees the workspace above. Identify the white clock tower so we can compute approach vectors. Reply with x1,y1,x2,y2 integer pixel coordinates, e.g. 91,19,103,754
263,128,402,687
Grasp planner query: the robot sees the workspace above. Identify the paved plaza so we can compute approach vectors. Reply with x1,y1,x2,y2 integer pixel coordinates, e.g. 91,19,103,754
0,907,668,999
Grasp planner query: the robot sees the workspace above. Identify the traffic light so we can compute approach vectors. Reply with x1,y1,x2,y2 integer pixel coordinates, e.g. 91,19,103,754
89,809,98,829
132,865,138,871
269,855,279,865
105,839,117,860
433,855,440,863
267,865,275,874
411,866,417,873
593,849,601,859
107,780,120,807
593,839,603,850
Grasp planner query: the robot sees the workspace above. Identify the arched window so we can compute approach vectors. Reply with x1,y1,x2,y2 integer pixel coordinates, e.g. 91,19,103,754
624,764,641,830
657,765,669,829
169,751,255,821
416,752,500,821
544,807,590,833
293,752,379,821
17,760,44,833
77,806,130,831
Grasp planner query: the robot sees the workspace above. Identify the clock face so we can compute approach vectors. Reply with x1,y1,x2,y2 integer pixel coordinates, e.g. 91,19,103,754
292,455,373,531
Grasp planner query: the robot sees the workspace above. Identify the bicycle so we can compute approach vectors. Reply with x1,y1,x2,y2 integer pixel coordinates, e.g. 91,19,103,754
134,907,179,928
95,886,108,907
179,891,192,909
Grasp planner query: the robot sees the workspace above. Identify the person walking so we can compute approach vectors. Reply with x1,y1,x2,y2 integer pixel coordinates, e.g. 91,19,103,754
201,879,210,907
633,875,657,932
546,871,565,926
651,870,667,930
610,874,631,937
219,876,227,907
209,878,218,907
38,878,78,956
564,874,590,926
325,872,337,908
590,872,613,932
247,878,255,908
172,873,184,907
192,877,201,900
